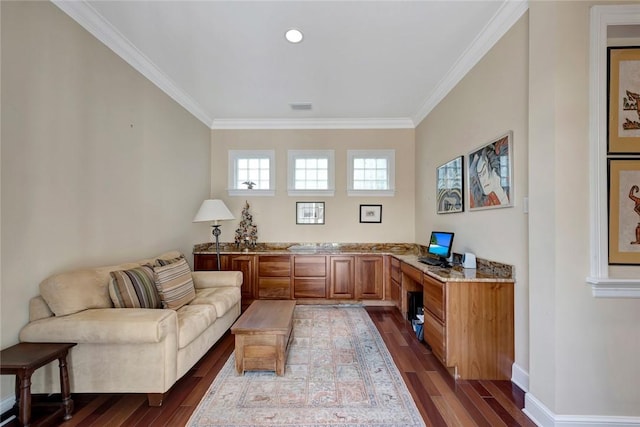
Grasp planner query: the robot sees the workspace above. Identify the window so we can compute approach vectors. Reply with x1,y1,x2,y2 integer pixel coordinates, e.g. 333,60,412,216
228,150,275,196
347,150,395,196
288,150,335,196
587,5,640,297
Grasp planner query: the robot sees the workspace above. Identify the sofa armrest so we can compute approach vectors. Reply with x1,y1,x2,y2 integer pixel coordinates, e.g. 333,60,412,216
19,308,177,344
191,271,243,289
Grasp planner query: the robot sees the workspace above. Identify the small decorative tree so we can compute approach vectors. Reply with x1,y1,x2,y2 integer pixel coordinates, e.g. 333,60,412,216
234,200,258,248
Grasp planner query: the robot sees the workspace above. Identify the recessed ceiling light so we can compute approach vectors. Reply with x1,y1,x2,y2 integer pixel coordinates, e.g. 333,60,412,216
285,28,303,44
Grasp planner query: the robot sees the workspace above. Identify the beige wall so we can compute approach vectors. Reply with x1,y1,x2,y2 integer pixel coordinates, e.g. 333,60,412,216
415,13,530,386
210,129,415,244
1,1,211,400
528,1,640,416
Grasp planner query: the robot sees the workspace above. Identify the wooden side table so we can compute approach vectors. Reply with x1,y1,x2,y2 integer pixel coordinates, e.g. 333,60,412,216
0,342,76,427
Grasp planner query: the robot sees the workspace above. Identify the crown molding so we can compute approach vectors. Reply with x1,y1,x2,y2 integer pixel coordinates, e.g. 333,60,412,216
52,0,526,131
412,0,529,126
211,118,416,130
51,0,214,127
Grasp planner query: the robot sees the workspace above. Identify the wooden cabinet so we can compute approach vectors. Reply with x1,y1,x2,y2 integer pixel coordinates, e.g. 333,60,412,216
293,255,327,299
422,272,514,380
193,254,220,271
355,255,383,299
225,255,256,301
194,254,256,301
329,256,355,299
257,255,291,299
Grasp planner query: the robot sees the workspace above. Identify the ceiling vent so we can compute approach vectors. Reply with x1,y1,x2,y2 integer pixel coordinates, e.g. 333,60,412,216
290,102,312,111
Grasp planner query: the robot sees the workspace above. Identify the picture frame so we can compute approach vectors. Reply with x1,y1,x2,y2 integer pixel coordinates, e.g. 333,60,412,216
359,204,382,223
436,156,464,214
296,202,325,225
608,47,640,154
608,159,640,265
467,131,513,211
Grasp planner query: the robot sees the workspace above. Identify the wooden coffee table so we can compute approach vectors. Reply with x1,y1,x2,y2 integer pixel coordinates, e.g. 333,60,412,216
231,300,296,376
0,342,76,427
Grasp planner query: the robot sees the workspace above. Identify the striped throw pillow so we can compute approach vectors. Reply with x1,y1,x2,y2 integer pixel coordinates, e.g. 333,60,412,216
109,266,162,309
153,258,196,310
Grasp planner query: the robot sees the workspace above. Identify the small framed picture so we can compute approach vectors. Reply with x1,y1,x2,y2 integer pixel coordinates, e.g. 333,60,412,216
608,159,640,265
468,131,513,211
607,46,640,154
360,204,382,223
296,202,325,225
436,156,464,214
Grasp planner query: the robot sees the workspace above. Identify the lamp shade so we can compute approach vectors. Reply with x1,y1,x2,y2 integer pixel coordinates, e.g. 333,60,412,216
193,199,235,223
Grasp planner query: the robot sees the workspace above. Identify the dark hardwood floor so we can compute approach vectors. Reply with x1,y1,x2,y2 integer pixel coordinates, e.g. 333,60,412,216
1,306,534,427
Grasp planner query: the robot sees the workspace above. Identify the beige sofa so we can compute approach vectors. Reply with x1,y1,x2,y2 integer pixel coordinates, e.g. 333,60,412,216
19,251,242,406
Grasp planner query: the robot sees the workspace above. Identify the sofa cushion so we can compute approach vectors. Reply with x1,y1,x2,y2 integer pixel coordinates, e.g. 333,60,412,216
40,269,113,317
153,258,196,310
109,266,162,309
175,304,218,349
191,287,241,318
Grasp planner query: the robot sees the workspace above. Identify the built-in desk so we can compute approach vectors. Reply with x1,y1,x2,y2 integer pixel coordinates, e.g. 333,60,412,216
194,243,515,381
394,255,514,381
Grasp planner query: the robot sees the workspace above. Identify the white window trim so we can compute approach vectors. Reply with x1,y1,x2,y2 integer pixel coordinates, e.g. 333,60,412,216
587,5,640,297
227,150,275,197
287,150,335,196
347,149,396,197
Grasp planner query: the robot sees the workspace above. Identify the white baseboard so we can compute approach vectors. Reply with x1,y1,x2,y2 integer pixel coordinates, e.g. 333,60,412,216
0,396,14,415
511,362,529,392
524,392,640,427
0,395,16,427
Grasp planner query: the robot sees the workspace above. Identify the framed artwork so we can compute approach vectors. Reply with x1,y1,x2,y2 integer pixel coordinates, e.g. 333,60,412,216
608,47,640,154
467,131,513,211
296,202,324,225
436,156,464,214
359,204,382,223
608,159,640,265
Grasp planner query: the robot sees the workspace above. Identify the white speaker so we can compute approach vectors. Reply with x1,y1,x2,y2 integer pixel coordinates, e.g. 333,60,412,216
462,252,476,269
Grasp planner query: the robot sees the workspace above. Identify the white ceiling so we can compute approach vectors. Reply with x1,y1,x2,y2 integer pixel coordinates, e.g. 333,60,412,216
53,0,528,129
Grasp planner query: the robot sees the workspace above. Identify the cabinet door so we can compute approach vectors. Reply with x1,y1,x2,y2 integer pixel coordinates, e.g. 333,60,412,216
227,255,256,300
329,256,355,299
193,254,222,271
355,255,383,299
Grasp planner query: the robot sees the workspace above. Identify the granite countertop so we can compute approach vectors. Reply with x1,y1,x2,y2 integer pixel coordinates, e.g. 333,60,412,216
193,242,514,283
394,254,514,283
193,242,417,255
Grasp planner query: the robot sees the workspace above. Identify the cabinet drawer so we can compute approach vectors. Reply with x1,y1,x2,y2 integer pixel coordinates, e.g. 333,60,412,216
258,255,291,277
423,312,445,363
401,262,422,284
423,274,445,321
293,278,326,298
258,277,291,299
294,256,326,277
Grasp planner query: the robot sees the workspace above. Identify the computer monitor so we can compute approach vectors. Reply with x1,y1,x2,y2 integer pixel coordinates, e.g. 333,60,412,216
427,231,455,261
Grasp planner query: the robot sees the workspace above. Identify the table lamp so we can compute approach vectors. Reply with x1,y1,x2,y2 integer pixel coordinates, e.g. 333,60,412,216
193,199,235,270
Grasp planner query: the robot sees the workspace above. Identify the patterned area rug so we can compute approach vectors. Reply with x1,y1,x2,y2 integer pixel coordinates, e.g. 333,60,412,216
187,305,425,427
